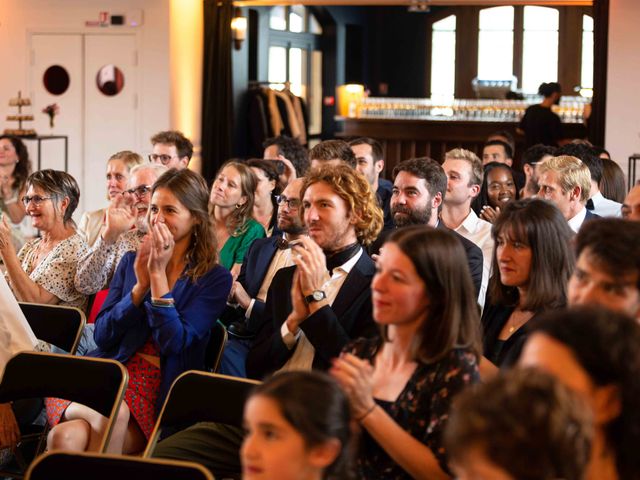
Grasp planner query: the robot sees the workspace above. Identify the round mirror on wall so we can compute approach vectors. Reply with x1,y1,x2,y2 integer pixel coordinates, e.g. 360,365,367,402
96,65,125,96
43,65,70,95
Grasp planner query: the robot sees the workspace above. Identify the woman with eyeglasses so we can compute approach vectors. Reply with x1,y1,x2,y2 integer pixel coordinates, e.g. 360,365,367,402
0,169,88,310
246,159,284,236
77,151,144,248
0,135,35,250
209,161,265,279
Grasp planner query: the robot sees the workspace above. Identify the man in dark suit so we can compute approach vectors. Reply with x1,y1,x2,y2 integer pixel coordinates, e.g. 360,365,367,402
246,164,384,379
369,157,484,297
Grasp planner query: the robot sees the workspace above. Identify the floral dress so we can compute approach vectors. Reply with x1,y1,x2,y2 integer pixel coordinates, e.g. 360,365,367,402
344,337,480,479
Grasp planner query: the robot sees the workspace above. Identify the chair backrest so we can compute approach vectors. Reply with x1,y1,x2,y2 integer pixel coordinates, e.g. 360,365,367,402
204,320,227,372
0,351,128,452
25,451,214,480
144,371,260,457
18,302,86,354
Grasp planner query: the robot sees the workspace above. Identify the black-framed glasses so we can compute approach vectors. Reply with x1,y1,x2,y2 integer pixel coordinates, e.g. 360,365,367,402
148,154,178,165
276,195,301,210
21,195,53,207
125,185,152,197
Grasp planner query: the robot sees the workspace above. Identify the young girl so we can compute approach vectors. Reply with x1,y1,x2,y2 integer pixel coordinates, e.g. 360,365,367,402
241,371,352,480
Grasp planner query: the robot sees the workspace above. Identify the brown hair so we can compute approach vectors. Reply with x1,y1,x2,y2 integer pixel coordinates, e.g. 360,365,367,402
27,169,80,227
384,226,482,363
599,158,626,203
300,164,383,246
151,169,218,281
348,137,383,163
309,140,357,169
445,368,593,480
0,135,31,193
245,158,284,196
212,160,258,237
108,150,144,170
150,130,194,160
489,198,574,311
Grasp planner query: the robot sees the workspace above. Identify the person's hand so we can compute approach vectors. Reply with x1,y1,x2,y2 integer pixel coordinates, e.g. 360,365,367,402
133,235,152,290
103,195,136,243
230,281,252,309
148,222,174,274
291,236,330,297
285,270,310,334
330,353,376,419
479,205,501,224
0,216,15,258
0,403,20,448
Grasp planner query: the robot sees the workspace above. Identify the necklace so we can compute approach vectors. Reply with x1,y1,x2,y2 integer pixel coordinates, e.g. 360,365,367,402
506,309,533,335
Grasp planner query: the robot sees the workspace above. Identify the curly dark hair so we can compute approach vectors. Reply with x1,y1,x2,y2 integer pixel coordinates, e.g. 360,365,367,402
557,142,602,184
150,130,193,160
0,135,31,193
309,140,356,169
527,307,640,480
446,367,593,480
263,136,310,176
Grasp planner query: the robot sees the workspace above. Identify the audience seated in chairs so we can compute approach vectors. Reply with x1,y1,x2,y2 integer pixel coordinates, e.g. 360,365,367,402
481,198,574,374
0,169,88,310
44,169,231,455
241,371,352,480
331,226,480,480
446,368,593,480
472,161,519,224
520,307,640,480
209,160,265,280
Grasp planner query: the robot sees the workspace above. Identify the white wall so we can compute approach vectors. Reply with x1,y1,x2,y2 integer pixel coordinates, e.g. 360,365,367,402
606,0,640,184
0,0,170,212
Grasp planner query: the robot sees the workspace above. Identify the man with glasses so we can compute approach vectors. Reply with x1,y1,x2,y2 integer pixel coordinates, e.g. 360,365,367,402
149,130,193,169
74,163,168,296
224,177,307,346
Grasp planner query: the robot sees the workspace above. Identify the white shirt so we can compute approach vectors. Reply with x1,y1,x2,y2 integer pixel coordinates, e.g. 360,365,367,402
590,191,622,218
568,206,588,233
279,247,364,372
0,275,37,375
453,210,494,309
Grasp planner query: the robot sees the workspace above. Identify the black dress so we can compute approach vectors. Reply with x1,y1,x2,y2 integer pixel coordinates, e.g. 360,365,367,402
344,337,480,479
519,104,563,148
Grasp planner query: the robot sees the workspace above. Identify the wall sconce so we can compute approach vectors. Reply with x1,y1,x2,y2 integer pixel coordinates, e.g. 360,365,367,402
231,8,247,50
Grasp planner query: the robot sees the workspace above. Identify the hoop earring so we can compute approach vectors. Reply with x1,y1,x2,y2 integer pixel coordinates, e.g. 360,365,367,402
235,204,241,209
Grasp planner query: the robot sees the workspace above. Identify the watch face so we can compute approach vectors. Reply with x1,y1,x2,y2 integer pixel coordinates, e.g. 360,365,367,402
313,291,324,301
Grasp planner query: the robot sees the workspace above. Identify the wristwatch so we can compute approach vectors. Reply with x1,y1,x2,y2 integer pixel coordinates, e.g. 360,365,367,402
305,290,327,303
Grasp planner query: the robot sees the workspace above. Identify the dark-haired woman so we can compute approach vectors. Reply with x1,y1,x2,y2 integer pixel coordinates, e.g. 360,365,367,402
473,162,519,224
242,371,353,480
246,159,283,236
331,226,481,480
45,169,232,454
0,169,87,309
210,161,265,279
0,135,34,249
518,82,564,148
481,198,573,375
521,307,640,480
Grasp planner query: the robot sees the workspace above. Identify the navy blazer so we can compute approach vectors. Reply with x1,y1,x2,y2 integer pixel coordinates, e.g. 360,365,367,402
236,236,280,330
246,250,378,380
90,252,232,407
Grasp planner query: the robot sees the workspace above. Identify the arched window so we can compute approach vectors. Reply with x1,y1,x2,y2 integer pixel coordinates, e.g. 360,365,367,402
522,6,559,93
477,7,514,80
431,15,456,99
581,15,594,89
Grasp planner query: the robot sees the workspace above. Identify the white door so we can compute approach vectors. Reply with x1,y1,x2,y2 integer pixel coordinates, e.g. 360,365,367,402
30,34,84,182
84,34,138,213
30,33,138,215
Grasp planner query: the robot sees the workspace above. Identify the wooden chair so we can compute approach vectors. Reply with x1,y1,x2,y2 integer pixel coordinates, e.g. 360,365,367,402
18,302,86,354
204,320,228,373
25,451,214,480
144,371,259,458
0,352,128,478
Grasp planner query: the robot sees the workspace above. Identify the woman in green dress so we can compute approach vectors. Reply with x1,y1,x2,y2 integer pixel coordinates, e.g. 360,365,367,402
209,161,265,279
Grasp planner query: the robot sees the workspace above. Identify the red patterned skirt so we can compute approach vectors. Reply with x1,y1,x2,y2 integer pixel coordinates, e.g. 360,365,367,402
45,338,162,439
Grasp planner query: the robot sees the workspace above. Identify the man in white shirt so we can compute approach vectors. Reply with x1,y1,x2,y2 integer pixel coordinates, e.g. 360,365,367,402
441,148,494,307
537,155,598,233
556,143,622,217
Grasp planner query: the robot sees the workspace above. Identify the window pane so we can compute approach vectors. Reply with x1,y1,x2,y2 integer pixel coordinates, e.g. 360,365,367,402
268,46,287,88
309,13,323,34
581,15,594,89
270,6,286,31
524,6,559,30
522,7,559,94
309,50,322,135
289,5,305,33
431,15,456,99
289,48,306,98
478,7,514,80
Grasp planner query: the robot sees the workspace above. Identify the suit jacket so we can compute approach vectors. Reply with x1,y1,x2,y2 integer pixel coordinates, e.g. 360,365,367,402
369,224,483,297
245,251,377,380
